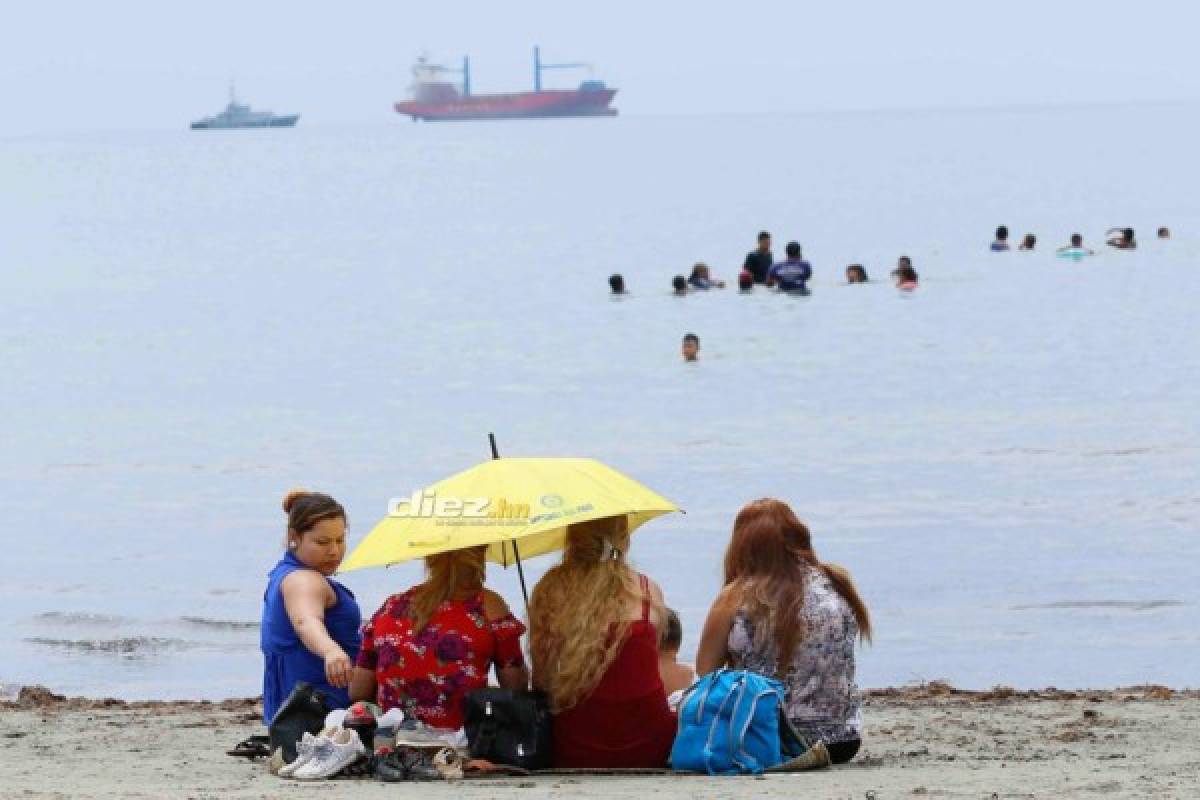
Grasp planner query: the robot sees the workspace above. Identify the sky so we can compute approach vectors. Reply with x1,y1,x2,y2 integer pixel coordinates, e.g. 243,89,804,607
2,0,1198,134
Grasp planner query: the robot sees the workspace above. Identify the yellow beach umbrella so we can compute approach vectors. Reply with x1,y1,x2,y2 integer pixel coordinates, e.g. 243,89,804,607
340,442,680,601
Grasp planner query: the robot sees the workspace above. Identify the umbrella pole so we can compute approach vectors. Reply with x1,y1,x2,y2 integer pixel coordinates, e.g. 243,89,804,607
488,432,530,611
512,540,530,610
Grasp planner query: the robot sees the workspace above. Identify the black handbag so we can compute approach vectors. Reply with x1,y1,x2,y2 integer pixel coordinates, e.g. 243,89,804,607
268,681,332,763
463,688,553,770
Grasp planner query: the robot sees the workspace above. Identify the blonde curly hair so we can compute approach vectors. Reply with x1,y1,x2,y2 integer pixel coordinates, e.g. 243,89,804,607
529,516,650,712
409,546,487,632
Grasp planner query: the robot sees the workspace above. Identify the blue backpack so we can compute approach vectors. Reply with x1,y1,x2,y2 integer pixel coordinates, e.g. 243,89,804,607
670,669,805,775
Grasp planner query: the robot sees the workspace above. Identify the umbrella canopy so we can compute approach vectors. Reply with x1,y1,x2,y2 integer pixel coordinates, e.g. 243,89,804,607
340,457,680,573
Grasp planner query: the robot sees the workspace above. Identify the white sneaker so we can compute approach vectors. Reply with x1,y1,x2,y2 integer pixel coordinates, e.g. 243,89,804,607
292,728,364,780
279,726,343,778
278,732,320,778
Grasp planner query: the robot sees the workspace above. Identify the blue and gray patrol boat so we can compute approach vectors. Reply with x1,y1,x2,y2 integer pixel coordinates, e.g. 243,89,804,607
190,86,299,129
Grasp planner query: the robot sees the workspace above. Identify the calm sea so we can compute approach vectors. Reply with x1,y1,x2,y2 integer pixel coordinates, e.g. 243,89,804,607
2,105,1198,699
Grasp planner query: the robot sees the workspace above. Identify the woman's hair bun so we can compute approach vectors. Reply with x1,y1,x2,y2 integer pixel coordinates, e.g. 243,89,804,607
282,488,310,514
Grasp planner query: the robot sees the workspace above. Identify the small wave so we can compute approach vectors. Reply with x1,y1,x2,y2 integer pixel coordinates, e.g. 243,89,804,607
180,616,259,631
982,447,1056,457
34,611,127,626
24,636,194,656
1082,447,1157,458
42,462,101,472
1011,600,1183,612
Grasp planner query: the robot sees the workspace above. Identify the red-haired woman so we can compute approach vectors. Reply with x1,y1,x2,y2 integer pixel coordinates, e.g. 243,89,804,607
695,499,872,764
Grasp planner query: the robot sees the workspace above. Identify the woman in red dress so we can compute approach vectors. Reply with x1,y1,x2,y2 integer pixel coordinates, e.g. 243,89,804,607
529,517,677,768
350,546,528,731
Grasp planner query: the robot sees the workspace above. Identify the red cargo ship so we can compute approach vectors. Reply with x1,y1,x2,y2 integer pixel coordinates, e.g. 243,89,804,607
395,47,618,122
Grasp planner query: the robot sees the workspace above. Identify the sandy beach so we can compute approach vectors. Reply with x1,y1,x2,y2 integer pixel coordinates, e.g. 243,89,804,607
2,683,1195,799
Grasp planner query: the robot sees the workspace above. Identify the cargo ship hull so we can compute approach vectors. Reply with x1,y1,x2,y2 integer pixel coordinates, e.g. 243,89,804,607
396,88,617,121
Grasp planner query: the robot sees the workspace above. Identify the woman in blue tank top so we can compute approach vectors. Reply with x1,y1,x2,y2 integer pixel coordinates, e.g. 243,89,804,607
261,490,362,723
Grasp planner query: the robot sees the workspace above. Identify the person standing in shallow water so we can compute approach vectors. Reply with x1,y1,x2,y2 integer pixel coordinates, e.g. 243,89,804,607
260,490,362,723
1057,233,1094,255
743,231,774,285
695,498,872,765
687,262,725,289
894,264,919,290
991,226,1011,251
767,241,813,293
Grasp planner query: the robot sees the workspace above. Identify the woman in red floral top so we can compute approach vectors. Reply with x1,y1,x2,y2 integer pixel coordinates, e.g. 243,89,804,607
349,546,528,730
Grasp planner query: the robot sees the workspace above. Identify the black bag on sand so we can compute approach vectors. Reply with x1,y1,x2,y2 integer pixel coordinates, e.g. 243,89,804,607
268,682,331,763
463,688,553,770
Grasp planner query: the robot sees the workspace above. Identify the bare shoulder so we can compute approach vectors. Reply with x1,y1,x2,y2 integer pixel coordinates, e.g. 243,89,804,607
711,583,742,612
481,588,515,621
823,562,852,581
280,568,334,608
641,574,666,604
281,567,328,595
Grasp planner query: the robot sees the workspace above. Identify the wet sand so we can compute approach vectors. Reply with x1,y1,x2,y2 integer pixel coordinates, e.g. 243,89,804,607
1,683,1196,799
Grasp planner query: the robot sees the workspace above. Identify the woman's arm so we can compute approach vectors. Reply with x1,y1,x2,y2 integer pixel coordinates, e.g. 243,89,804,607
280,570,352,688
695,586,739,676
483,590,532,691
497,664,530,690
348,667,377,703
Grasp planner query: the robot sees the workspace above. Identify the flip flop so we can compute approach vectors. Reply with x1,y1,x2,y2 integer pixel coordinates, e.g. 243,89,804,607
226,734,271,759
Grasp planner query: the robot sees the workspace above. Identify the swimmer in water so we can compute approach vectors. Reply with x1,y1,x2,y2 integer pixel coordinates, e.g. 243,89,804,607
608,273,627,294
991,226,1011,251
672,275,688,296
682,333,699,362
890,255,913,278
1019,233,1036,251
1057,233,1094,255
846,265,868,284
1158,227,1171,239
894,263,919,290
737,270,754,292
1106,228,1136,249
687,262,726,290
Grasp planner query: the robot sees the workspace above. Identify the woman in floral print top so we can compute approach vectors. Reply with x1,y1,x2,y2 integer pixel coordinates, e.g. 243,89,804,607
350,546,528,730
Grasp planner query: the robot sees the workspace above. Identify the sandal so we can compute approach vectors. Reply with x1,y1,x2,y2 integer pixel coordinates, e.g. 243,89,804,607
433,747,464,781
374,746,442,782
226,734,271,759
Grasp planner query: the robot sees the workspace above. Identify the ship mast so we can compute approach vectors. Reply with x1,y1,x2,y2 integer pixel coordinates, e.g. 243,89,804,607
533,45,591,92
